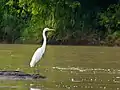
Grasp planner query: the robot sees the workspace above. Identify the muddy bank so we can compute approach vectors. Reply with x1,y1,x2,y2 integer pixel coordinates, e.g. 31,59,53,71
47,39,120,46
2,38,120,46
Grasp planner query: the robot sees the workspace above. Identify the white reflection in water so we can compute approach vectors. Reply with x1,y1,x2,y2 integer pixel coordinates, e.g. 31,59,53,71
113,76,120,83
52,66,120,89
30,88,41,90
52,66,120,74
71,78,81,82
52,66,85,72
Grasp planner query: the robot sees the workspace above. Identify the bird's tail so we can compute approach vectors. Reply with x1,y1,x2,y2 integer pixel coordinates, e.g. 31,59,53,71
30,60,35,67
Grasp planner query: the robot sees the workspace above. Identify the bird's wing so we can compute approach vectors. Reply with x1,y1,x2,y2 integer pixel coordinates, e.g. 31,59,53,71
33,48,44,62
30,48,44,67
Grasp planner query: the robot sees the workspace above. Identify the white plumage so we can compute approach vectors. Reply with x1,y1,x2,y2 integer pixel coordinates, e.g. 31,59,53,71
30,28,54,67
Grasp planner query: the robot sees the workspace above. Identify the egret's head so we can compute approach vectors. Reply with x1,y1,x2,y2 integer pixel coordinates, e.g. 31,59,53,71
43,28,54,33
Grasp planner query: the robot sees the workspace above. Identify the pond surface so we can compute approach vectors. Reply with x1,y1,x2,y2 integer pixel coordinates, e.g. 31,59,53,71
0,44,119,90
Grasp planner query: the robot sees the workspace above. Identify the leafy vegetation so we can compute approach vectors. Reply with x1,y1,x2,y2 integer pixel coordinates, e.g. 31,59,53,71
0,0,120,46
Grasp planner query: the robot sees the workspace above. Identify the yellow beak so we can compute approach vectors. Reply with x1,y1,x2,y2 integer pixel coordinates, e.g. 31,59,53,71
48,29,55,31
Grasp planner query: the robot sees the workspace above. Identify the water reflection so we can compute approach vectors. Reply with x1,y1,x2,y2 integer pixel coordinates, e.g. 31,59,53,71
30,87,41,90
0,66,120,90
1,45,120,90
0,67,120,90
52,66,120,89
52,66,120,74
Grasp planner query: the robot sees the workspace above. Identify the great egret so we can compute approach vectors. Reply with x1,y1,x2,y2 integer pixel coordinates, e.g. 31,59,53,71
30,28,54,67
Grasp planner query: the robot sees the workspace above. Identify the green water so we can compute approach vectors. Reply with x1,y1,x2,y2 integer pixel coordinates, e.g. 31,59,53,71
0,44,120,90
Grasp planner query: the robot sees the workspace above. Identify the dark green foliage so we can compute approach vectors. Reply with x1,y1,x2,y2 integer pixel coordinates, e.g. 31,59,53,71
0,0,120,45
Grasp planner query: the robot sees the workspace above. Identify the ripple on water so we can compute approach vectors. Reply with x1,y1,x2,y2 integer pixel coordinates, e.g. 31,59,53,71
52,66,120,89
52,66,120,74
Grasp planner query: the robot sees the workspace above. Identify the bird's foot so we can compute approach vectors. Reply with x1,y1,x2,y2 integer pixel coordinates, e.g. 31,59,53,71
34,69,40,75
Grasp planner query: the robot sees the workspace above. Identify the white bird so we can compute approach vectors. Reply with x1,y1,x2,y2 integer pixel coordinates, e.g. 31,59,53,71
30,28,54,67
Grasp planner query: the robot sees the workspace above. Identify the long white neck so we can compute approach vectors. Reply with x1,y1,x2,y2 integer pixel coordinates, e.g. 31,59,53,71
41,31,47,49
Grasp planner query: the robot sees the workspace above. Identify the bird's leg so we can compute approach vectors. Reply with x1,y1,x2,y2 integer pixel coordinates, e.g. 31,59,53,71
34,64,40,75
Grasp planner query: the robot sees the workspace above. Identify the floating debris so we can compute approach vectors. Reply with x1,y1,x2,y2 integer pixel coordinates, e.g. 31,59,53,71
0,71,46,80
